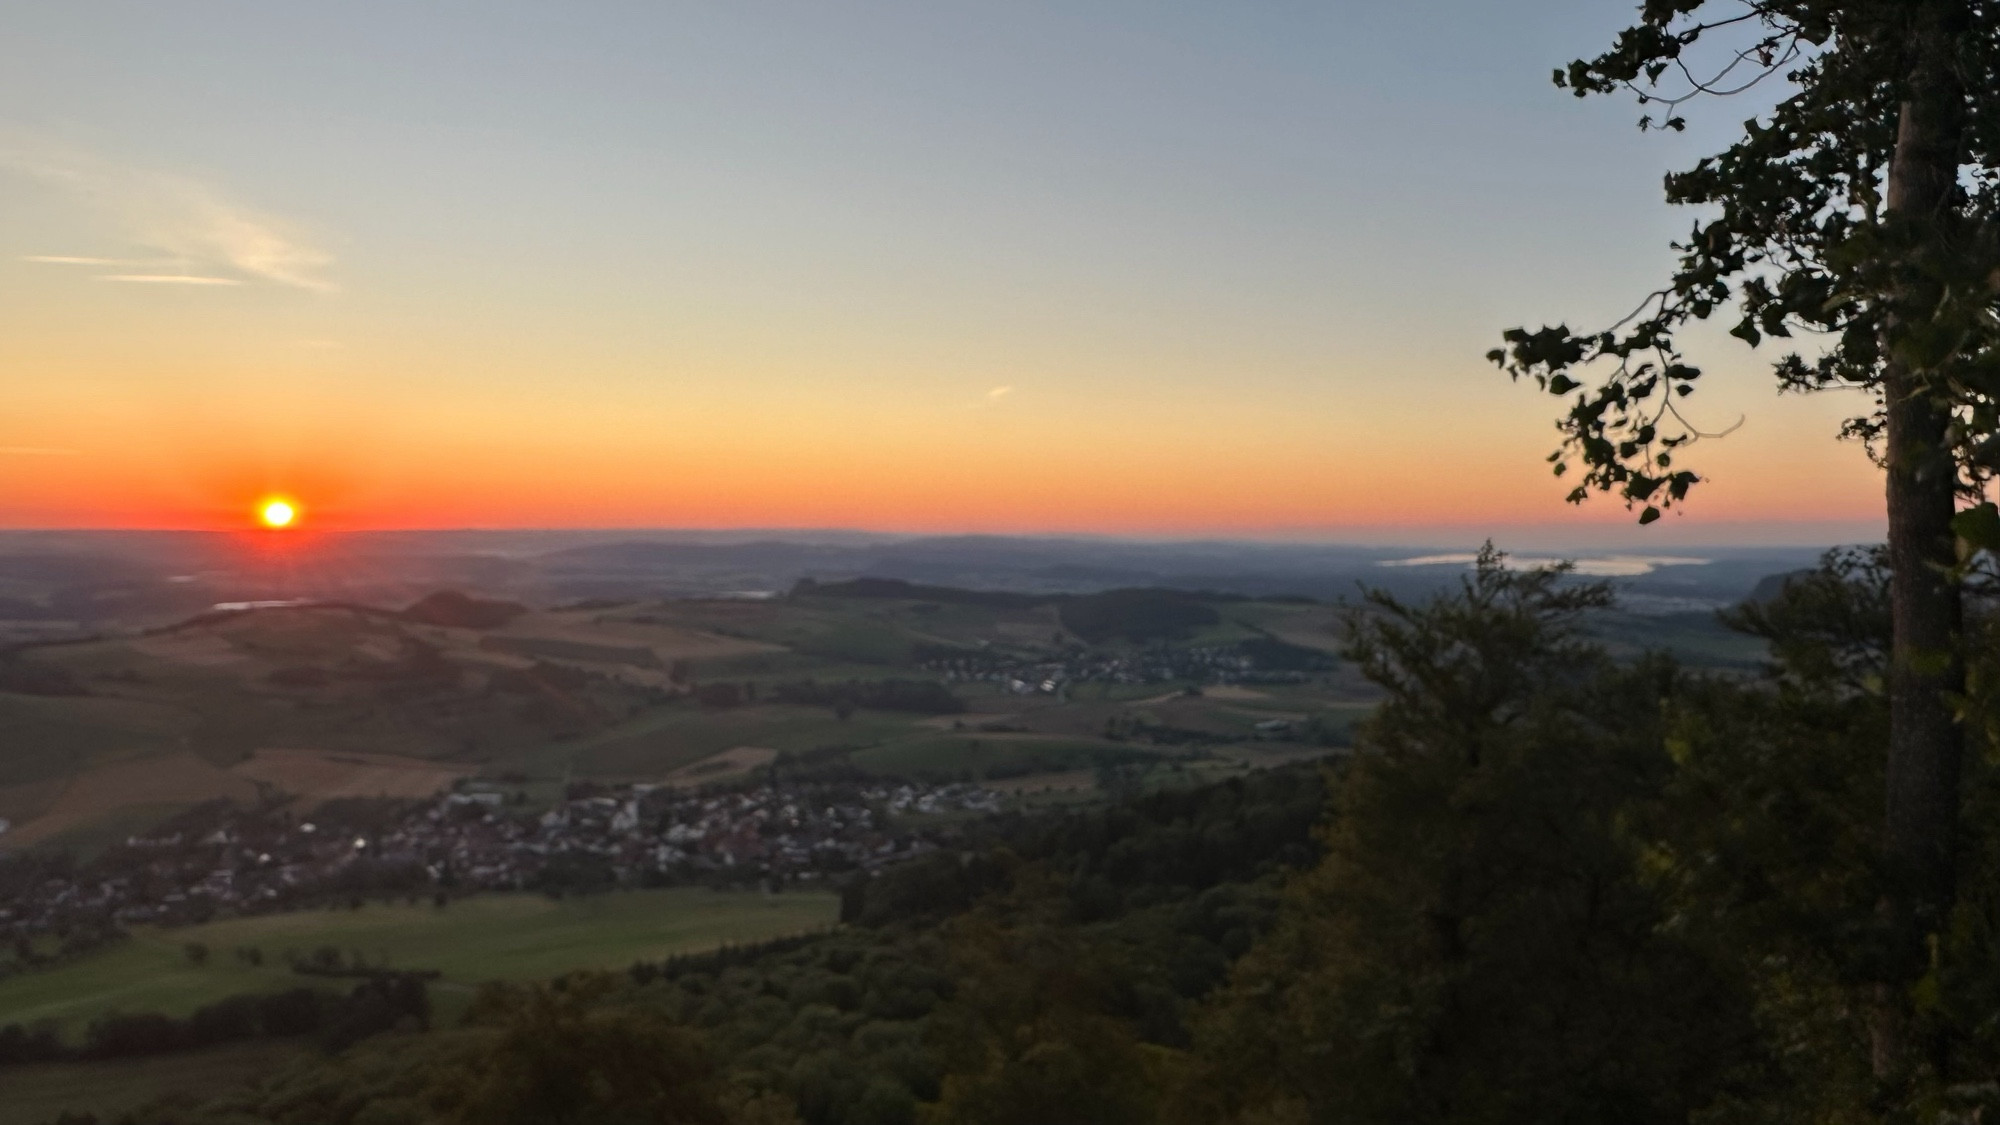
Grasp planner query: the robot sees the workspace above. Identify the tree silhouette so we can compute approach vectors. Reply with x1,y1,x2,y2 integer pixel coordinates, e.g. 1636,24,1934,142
1490,3,2000,1084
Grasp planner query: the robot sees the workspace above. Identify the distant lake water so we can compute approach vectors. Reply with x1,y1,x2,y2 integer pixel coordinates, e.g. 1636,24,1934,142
1378,554,1711,578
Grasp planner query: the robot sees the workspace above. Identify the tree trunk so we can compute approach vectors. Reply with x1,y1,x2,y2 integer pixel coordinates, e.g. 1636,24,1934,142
1875,0,1969,1080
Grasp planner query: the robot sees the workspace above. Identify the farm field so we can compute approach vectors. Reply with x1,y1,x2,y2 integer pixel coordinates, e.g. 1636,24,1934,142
849,733,1165,781
0,582,1380,847
0,888,838,1038
554,705,920,778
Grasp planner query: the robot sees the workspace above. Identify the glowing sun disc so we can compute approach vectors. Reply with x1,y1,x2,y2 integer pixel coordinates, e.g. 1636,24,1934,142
259,499,297,529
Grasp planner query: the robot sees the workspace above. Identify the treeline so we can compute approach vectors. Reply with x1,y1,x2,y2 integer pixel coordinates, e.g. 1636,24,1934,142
1234,635,1335,672
838,763,1325,929
0,975,429,1066
1055,588,1220,644
627,929,835,985
2,922,125,979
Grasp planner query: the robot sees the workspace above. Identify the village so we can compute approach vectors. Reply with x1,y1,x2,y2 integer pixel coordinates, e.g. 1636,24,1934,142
925,641,1329,696
0,777,1005,960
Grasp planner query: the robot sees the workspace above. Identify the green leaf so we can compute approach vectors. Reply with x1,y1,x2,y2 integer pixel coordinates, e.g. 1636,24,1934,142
1638,506,1662,525
1547,374,1579,395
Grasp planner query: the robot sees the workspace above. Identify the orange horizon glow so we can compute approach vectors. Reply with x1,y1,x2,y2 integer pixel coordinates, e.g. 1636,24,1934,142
0,362,1890,537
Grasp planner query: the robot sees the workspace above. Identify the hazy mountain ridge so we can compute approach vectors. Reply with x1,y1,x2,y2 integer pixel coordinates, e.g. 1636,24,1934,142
0,530,1834,641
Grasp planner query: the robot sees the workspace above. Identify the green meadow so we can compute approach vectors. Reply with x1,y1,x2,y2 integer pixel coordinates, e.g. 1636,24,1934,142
0,888,839,1037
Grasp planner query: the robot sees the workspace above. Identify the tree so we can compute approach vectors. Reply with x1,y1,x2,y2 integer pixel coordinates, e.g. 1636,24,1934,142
431,979,744,1125
1643,551,1895,1122
1185,551,1749,1125
1487,2,2000,1082
923,877,1169,1125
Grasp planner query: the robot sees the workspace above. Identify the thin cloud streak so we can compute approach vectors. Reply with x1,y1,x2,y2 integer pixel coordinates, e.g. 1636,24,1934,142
99,273,243,285
0,143,336,291
23,254,184,266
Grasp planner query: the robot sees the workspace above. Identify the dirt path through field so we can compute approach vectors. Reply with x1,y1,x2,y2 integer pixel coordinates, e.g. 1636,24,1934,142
232,748,466,804
660,745,776,788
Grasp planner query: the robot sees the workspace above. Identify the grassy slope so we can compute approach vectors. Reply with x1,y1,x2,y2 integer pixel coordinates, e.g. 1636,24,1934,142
0,693,194,787
0,888,838,1037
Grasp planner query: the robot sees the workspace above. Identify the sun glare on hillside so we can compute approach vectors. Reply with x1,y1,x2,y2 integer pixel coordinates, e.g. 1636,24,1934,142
258,498,298,529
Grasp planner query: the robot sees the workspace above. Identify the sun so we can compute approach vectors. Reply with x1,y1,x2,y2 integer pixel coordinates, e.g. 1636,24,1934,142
258,498,298,529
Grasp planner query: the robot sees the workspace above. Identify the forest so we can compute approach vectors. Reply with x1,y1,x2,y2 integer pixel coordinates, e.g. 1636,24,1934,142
19,541,1995,1125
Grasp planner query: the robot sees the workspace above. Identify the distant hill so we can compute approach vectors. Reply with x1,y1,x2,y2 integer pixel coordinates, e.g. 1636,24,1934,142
800,577,1252,645
791,577,1041,609
0,530,1840,627
1055,588,1222,644
400,590,527,629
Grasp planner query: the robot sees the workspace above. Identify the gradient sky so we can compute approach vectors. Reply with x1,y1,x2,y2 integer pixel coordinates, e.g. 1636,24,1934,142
0,1,1885,542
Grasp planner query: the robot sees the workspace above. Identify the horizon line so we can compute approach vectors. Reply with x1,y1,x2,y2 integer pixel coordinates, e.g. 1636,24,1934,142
0,520,1886,550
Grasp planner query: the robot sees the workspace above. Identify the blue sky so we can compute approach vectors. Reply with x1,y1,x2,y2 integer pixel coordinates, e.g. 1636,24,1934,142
0,3,1882,542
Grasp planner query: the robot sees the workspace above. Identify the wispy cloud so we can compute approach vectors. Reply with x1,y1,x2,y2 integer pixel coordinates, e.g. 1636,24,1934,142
23,254,183,266
987,385,1014,402
0,446,82,456
99,273,243,286
2,143,336,292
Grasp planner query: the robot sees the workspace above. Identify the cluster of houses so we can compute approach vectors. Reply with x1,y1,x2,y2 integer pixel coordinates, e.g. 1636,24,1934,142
0,780,1005,948
928,643,1310,695
430,779,1004,890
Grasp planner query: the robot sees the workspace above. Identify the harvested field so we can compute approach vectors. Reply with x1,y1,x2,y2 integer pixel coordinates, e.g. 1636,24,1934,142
1255,614,1345,653
660,745,775,788
3,752,258,848
125,632,246,667
231,748,467,804
0,777,67,832
479,634,661,667
1199,684,1274,701
492,611,779,662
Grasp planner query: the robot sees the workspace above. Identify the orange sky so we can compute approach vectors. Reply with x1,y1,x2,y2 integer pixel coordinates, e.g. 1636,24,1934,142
0,4,1887,542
